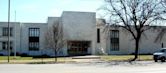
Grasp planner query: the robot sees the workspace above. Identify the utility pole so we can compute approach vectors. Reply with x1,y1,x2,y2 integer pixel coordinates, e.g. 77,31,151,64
14,10,16,58
7,0,11,63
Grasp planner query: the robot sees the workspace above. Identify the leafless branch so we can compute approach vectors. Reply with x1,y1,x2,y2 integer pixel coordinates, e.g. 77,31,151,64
102,0,166,61
45,21,65,57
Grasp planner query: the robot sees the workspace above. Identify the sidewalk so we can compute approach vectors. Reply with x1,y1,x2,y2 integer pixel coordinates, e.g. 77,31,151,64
0,55,103,64
71,55,103,63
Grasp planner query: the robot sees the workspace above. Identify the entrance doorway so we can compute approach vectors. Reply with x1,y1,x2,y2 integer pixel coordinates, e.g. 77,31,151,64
67,41,91,56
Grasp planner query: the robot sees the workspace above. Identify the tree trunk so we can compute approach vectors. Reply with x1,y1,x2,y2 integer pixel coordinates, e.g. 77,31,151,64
54,50,57,62
131,38,140,61
41,50,44,64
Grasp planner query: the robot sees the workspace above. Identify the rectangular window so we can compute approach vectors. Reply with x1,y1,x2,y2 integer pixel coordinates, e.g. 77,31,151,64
29,42,39,51
68,41,90,55
2,41,13,50
110,30,119,38
29,28,40,51
29,37,39,42
97,28,100,43
29,28,40,37
2,27,13,36
110,30,119,51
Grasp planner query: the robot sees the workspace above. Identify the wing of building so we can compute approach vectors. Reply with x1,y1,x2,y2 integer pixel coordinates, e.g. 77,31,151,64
0,11,166,56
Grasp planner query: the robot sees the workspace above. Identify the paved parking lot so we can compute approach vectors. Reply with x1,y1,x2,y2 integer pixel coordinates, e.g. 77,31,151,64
0,61,166,73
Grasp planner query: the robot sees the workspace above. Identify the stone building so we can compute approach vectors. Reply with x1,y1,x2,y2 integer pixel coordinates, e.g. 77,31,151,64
0,11,165,56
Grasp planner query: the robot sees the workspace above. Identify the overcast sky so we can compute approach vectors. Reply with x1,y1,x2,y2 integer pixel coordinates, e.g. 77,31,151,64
0,0,104,23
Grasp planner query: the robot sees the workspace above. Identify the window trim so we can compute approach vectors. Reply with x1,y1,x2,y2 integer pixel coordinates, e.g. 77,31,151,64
2,41,13,50
2,27,13,36
29,42,39,51
110,30,119,51
28,28,40,51
29,28,40,37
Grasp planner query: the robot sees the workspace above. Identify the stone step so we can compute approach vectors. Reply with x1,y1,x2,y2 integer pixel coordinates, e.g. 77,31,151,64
72,55,101,59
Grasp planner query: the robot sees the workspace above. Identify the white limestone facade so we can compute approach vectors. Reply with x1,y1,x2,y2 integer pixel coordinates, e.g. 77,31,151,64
0,22,21,55
20,23,48,56
0,11,166,56
103,26,166,55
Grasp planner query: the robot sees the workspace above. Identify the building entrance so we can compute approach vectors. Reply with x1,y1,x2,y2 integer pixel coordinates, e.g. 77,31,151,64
67,41,90,56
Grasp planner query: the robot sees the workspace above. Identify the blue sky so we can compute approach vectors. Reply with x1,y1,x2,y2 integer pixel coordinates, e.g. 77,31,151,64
0,0,104,23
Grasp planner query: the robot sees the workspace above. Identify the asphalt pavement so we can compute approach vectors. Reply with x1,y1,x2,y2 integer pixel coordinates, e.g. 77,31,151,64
0,61,166,73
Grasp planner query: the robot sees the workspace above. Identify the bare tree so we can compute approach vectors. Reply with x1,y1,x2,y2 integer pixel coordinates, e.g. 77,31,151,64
101,0,166,61
45,21,65,62
161,0,166,8
154,27,166,43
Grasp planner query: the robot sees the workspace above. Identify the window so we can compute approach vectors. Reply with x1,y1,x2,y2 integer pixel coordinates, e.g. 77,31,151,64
29,42,39,51
97,28,100,43
29,28,40,51
68,41,90,55
110,30,119,38
2,41,13,50
110,30,119,51
29,28,40,37
2,27,13,36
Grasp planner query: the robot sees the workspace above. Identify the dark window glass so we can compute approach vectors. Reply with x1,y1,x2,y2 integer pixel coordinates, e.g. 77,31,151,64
110,30,119,38
29,28,40,37
2,27,13,36
29,37,39,42
110,30,119,51
29,42,39,51
68,41,90,55
2,41,13,50
29,28,40,51
97,28,100,43
111,38,119,43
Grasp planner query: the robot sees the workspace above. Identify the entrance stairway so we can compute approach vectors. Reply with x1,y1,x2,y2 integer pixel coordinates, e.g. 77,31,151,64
71,55,102,63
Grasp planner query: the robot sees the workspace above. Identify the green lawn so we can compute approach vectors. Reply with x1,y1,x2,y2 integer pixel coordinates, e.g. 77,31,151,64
100,55,153,61
0,55,153,64
0,56,33,60
0,56,73,64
